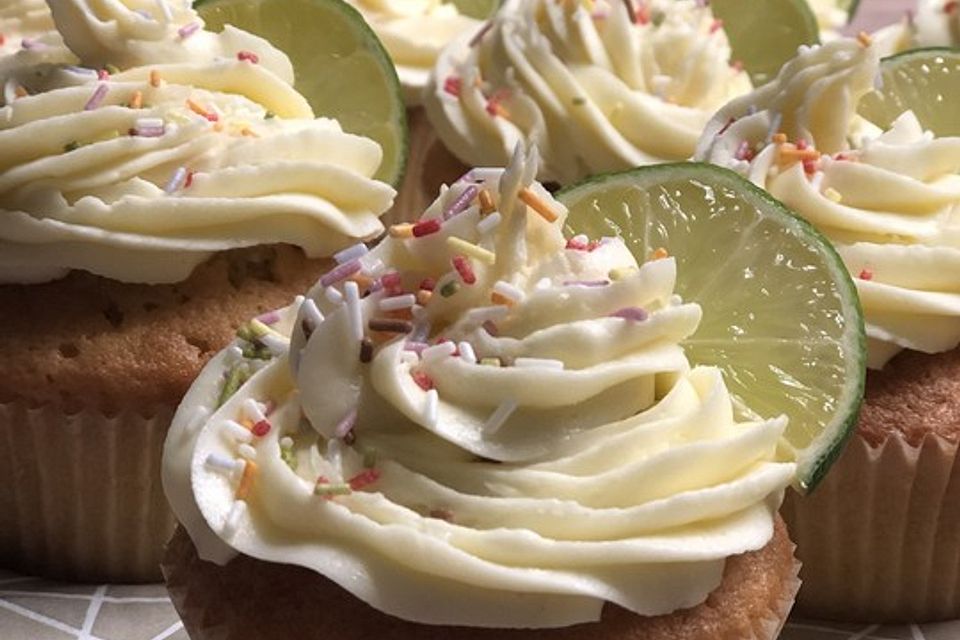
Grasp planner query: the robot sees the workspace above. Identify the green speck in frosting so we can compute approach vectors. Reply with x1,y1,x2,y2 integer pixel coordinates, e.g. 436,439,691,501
236,319,272,342
572,96,586,106
280,445,298,471
264,111,276,120
217,363,251,408
63,141,81,153
241,343,273,360
315,482,352,497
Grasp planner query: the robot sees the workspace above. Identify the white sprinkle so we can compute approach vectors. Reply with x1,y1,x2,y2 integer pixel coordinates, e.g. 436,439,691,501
810,171,825,192
222,500,247,538
238,444,258,460
243,399,267,423
135,117,165,129
423,389,439,427
570,234,588,245
325,286,343,304
484,399,517,435
514,357,564,370
280,436,294,449
334,242,368,264
422,341,457,363
223,420,254,443
344,280,363,342
458,341,477,364
225,345,244,362
379,294,416,311
155,0,173,22
205,453,243,474
364,258,386,277
399,351,419,366
535,277,552,290
765,112,783,144
178,21,200,39
669,294,683,306
300,297,324,328
163,166,188,194
493,280,524,303
260,333,289,356
476,211,502,234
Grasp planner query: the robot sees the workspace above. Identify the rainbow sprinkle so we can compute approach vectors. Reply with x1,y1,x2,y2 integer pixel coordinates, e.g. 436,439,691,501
519,188,559,223
484,399,518,435
84,84,109,111
447,236,496,265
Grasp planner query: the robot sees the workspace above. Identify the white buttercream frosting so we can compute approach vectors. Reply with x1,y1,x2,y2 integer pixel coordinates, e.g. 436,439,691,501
0,0,395,284
345,0,482,105
696,38,960,369
806,0,848,40
872,0,960,56
423,0,752,184
163,148,795,628
0,0,75,80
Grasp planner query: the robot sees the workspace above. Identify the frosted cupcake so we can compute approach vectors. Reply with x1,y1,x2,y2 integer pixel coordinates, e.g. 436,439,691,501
423,0,751,185
0,0,394,581
873,0,960,56
697,37,960,621
162,146,801,639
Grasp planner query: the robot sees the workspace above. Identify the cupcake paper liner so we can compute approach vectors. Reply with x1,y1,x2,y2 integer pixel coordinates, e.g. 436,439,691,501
0,398,177,583
782,431,960,622
162,523,800,640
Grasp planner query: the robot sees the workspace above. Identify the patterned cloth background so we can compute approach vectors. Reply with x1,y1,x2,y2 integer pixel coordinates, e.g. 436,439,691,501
0,0,943,639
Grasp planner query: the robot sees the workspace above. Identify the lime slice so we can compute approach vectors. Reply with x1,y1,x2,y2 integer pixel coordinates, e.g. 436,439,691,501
858,47,960,137
558,163,865,491
711,0,820,87
447,0,499,20
196,0,408,187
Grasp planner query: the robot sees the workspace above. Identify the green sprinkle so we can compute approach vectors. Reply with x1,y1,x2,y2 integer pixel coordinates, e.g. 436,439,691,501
480,357,501,367
236,319,272,342
651,11,665,27
241,343,272,360
64,141,81,153
572,96,586,106
314,482,352,497
280,446,298,470
439,280,460,298
609,266,638,281
217,363,250,408
264,111,275,119
105,63,120,75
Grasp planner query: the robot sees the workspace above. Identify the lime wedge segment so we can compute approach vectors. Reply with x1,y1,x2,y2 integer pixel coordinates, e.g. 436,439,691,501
858,47,960,137
558,163,865,492
197,0,408,187
711,0,820,87
447,0,499,20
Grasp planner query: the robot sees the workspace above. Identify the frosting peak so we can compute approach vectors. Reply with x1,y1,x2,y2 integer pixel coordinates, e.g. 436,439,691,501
163,148,795,628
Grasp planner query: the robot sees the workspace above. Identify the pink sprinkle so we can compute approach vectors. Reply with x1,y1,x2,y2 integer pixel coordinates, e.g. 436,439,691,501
404,341,429,354
84,83,109,111
443,76,461,97
452,255,476,285
419,277,436,291
252,420,271,437
709,18,724,34
859,269,874,281
257,310,281,325
348,468,380,491
237,50,260,64
412,219,441,237
97,69,110,81
734,140,755,161
334,407,358,439
381,271,403,295
178,22,200,39
566,237,589,251
482,320,499,337
319,259,362,287
610,307,648,321
411,370,434,391
442,185,478,220
21,37,42,50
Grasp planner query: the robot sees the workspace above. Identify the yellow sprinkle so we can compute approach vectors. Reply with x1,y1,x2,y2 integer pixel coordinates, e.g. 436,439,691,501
446,236,495,265
241,127,259,138
389,223,414,239
609,266,638,281
416,289,433,306
212,122,224,132
824,187,843,203
857,31,873,47
519,188,559,223
186,98,211,118
772,133,788,144
236,461,258,500
149,69,161,88
129,90,143,109
651,247,669,261
14,85,28,98
349,273,374,291
478,189,496,215
239,417,255,430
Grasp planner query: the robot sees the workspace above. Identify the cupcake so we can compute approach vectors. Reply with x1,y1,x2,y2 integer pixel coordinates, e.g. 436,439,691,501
422,0,752,185
162,146,801,638
0,0,75,74
696,37,960,620
872,0,960,56
0,0,394,582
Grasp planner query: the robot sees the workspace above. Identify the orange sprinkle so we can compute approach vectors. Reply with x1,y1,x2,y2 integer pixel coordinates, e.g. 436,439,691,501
236,461,258,500
491,291,515,306
519,188,558,223
129,90,143,109
241,127,259,138
389,223,414,238
149,70,161,88
187,98,218,121
212,122,224,132
14,85,28,99
779,146,820,162
486,100,511,119
416,289,433,306
478,189,496,215
650,247,669,261
772,133,788,144
349,273,374,292
239,417,255,430
857,31,873,47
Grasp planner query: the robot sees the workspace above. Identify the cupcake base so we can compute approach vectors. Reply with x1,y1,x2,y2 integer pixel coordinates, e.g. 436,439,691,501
163,517,799,640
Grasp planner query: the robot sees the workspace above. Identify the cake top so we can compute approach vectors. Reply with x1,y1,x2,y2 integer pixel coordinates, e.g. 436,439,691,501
0,0,396,285
696,36,960,369
162,147,795,628
423,0,752,184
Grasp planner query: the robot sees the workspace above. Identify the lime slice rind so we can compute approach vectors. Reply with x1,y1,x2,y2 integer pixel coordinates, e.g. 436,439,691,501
196,0,408,187
858,47,960,137
558,163,865,492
